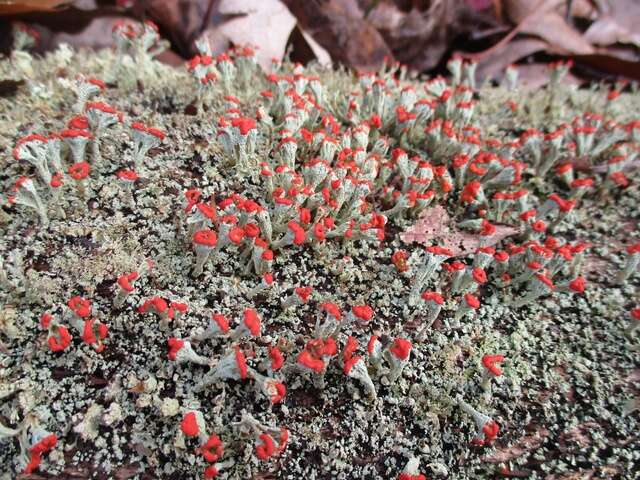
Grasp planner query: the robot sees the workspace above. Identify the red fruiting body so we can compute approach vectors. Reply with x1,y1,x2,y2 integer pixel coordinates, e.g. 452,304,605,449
167,337,185,360
69,162,90,180
343,355,362,375
212,314,230,333
271,382,287,404
472,268,487,284
198,434,224,462
343,336,358,361
117,169,139,182
569,277,586,293
243,309,261,336
40,312,53,329
295,286,313,303
352,305,374,322
231,117,257,135
23,433,57,474
68,296,92,318
181,412,199,437
461,181,482,204
482,354,505,376
421,291,444,304
465,293,480,309
320,301,342,320
297,350,325,373
68,115,89,130
204,466,218,479
48,326,72,352
367,335,379,354
193,229,217,247
255,433,276,460
392,250,409,272
631,308,640,320
269,347,284,370
398,474,426,480
50,172,63,188
117,272,139,292
235,347,248,379
482,420,500,443
389,338,412,360
535,273,555,290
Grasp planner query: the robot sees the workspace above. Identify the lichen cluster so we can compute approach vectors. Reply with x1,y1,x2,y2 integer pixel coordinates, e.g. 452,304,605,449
1,21,640,479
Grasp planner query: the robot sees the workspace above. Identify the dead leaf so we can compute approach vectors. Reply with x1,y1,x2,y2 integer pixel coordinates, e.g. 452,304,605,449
283,0,392,70
505,0,594,55
481,428,549,463
584,0,640,48
0,0,71,14
211,0,298,71
400,205,521,256
475,37,548,81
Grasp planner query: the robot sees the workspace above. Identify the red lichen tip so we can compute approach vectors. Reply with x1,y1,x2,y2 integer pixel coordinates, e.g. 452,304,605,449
421,291,444,304
230,117,257,135
68,162,90,180
116,169,139,182
295,286,313,303
464,293,480,309
482,354,505,376
198,433,224,463
343,355,362,375
297,350,325,373
255,433,276,460
235,347,248,379
193,229,217,247
40,312,53,329
243,308,261,337
167,337,184,360
569,276,586,293
472,268,487,284
68,296,92,318
48,326,72,352
389,338,412,361
181,412,199,437
269,346,284,370
212,314,230,333
631,308,640,320
23,433,58,474
320,301,342,320
352,305,374,322
117,271,139,292
343,336,359,361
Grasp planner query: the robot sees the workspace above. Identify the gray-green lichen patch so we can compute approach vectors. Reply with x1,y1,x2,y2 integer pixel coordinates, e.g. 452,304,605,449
0,41,639,480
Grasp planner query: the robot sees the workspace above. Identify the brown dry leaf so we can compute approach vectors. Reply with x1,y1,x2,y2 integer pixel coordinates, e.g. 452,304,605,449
481,427,549,463
0,0,70,14
584,0,640,48
215,0,297,70
201,0,330,71
505,0,594,55
366,0,474,71
400,205,521,256
475,37,548,81
283,0,392,70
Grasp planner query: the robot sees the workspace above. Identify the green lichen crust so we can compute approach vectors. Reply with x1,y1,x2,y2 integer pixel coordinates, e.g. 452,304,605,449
1,38,640,480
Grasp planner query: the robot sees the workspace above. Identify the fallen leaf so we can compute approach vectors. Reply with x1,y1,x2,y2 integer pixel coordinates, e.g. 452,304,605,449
400,205,521,256
505,0,594,55
212,0,298,71
584,0,640,48
475,37,548,81
0,0,71,14
283,0,392,70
